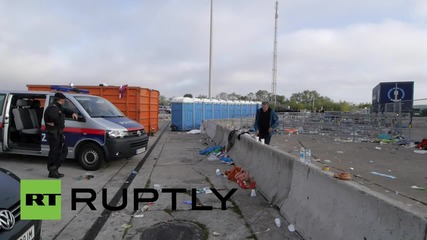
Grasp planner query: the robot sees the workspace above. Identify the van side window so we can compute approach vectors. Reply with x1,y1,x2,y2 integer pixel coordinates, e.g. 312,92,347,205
0,94,5,116
63,99,79,121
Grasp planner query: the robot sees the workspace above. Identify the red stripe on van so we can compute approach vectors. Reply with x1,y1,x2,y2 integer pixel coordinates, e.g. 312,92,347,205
41,125,105,135
126,127,145,131
64,127,106,135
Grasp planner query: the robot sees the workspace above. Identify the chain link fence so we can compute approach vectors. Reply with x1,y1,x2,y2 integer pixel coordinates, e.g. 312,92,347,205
276,111,426,142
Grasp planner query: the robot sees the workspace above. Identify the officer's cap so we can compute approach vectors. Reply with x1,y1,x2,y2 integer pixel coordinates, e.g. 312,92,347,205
54,92,66,100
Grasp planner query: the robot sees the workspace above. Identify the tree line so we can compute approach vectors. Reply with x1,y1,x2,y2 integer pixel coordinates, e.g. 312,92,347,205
159,90,371,112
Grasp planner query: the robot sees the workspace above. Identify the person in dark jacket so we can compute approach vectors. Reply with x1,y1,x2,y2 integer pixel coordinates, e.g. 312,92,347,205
254,101,279,145
44,92,78,178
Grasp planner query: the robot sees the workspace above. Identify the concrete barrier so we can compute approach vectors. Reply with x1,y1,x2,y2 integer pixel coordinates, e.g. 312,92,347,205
204,120,427,240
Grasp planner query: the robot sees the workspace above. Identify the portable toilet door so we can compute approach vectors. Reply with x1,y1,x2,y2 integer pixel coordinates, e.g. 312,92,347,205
212,99,221,119
250,101,257,116
194,98,203,129
220,100,228,119
228,100,236,118
241,101,248,117
203,99,213,120
235,100,242,118
171,97,194,131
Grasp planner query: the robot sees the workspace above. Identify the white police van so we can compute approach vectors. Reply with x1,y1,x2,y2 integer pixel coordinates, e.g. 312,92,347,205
0,89,149,170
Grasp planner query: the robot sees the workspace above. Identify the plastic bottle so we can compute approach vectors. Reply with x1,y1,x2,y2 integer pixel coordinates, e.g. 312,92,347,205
215,169,221,176
275,218,281,227
299,147,305,162
305,148,311,164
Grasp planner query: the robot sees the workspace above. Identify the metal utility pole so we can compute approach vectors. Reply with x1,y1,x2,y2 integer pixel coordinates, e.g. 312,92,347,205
271,0,278,106
208,0,214,99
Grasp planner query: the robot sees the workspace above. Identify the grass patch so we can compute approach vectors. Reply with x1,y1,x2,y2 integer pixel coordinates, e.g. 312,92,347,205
145,179,151,188
204,176,215,188
229,199,258,240
190,221,209,240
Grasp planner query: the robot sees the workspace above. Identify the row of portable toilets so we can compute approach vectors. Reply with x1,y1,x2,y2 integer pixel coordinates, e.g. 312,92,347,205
171,97,261,130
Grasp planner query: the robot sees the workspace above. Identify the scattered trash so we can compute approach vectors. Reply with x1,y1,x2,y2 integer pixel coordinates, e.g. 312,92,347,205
153,184,161,191
414,150,427,154
349,167,354,171
376,133,393,140
219,156,234,165
411,185,425,191
324,160,332,163
216,169,221,176
207,154,219,161
121,223,132,229
254,228,270,235
375,147,382,150
196,187,212,194
288,224,295,232
404,142,416,148
238,180,256,189
369,160,374,163
199,146,223,155
274,218,281,227
84,174,94,180
334,172,352,181
212,231,220,236
141,204,151,212
370,172,396,179
73,176,83,181
337,151,344,154
416,139,427,149
250,189,257,197
322,166,330,171
186,129,201,134
131,170,138,175
134,214,144,218
183,200,192,205
284,128,299,134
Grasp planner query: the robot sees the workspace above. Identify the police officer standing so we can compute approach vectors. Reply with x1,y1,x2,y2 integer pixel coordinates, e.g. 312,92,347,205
44,92,78,178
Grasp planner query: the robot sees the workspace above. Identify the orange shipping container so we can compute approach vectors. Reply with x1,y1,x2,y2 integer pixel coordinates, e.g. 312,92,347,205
27,85,159,134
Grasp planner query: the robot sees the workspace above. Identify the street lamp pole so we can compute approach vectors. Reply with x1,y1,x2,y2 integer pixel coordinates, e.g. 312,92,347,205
208,0,213,99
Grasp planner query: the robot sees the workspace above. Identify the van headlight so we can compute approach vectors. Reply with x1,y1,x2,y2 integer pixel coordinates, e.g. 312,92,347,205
107,130,127,138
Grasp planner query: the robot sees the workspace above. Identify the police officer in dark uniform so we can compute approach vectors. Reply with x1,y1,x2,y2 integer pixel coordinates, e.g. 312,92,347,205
44,92,78,178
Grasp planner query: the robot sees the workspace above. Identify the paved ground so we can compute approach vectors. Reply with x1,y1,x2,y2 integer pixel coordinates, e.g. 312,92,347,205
1,116,426,239
0,119,303,240
267,132,427,215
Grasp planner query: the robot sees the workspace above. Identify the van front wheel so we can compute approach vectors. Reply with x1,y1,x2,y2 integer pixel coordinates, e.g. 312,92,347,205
77,143,105,170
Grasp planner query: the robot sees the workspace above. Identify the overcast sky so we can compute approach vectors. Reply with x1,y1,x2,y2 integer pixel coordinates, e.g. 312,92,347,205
1,0,426,104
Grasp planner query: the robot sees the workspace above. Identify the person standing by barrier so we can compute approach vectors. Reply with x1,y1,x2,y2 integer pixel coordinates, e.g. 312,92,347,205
44,92,78,178
254,101,279,145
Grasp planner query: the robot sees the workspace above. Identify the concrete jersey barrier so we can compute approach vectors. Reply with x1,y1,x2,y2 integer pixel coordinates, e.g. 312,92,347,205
203,120,427,240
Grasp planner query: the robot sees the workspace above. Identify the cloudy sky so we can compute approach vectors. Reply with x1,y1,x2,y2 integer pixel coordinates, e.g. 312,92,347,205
1,0,426,104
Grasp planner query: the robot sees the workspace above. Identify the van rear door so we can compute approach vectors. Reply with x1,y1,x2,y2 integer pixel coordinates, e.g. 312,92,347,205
3,93,46,152
0,93,8,151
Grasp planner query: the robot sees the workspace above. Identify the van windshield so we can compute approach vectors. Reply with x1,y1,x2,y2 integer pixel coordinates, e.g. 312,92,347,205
75,96,125,118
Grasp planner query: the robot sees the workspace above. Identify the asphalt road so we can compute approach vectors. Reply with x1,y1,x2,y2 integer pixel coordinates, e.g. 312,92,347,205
0,119,303,240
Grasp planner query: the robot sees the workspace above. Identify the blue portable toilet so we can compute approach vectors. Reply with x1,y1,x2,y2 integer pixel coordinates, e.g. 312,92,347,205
249,101,257,116
220,100,228,119
212,99,221,119
203,99,213,120
235,100,242,118
228,100,236,118
171,97,194,131
194,98,203,128
241,101,249,117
